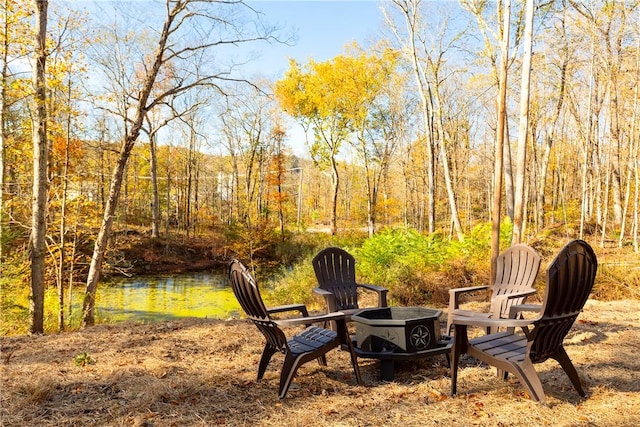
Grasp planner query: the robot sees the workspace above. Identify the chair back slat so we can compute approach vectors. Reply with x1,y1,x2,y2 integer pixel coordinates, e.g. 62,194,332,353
530,240,597,363
493,244,542,317
229,259,288,353
229,261,268,319
313,247,359,310
254,321,288,354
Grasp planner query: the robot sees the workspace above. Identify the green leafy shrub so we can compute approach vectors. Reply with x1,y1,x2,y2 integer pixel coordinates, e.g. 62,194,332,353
350,223,514,307
353,228,452,305
354,228,446,283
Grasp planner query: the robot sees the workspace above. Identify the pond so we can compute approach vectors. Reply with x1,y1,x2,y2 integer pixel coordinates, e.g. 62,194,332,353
71,272,241,324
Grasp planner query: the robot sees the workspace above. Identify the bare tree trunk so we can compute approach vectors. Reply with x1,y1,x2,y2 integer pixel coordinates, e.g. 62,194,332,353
146,106,192,238
580,132,591,241
432,90,464,241
387,0,436,233
356,128,377,237
186,128,195,237
536,135,552,230
57,75,73,331
632,39,640,252
580,42,597,239
30,0,48,334
277,163,285,238
165,170,172,235
491,0,511,284
193,158,200,236
0,0,8,264
272,130,286,238
365,164,377,237
330,156,339,235
98,129,106,210
147,119,161,238
600,159,611,247
296,168,303,231
634,155,639,252
536,1,570,231
419,80,436,235
608,30,624,228
512,0,534,244
83,2,173,327
503,121,514,221
82,139,137,326
67,205,79,323
618,117,636,247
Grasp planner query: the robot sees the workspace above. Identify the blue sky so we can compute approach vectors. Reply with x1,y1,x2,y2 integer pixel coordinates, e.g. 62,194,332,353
245,0,388,78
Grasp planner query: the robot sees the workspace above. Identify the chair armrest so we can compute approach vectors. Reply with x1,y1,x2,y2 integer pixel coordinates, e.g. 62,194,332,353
449,285,490,295
357,283,387,292
313,287,338,313
313,287,333,297
357,283,389,307
448,285,490,310
276,312,346,328
267,304,309,317
508,303,542,318
493,288,537,303
450,313,534,330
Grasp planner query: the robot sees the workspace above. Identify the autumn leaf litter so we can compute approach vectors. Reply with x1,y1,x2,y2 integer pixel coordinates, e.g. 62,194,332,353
1,299,639,426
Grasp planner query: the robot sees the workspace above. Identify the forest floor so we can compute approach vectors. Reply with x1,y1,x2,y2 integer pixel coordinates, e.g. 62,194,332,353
1,298,639,426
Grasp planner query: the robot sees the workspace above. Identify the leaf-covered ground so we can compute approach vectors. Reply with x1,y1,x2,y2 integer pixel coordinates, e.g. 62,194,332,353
1,299,639,426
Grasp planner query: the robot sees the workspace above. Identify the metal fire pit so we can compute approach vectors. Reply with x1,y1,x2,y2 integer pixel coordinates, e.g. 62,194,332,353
351,307,452,381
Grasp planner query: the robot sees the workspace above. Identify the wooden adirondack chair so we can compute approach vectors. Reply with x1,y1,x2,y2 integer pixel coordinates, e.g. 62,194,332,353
446,244,541,334
312,247,388,319
229,259,362,399
450,240,598,404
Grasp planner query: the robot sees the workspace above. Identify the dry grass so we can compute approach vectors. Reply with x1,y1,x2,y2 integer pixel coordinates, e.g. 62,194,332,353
1,299,639,426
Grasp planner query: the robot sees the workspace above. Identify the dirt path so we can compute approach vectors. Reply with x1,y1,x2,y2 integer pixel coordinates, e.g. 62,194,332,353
1,299,639,426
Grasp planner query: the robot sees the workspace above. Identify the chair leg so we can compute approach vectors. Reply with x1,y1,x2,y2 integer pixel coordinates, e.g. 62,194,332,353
450,325,467,395
553,346,586,397
447,291,459,335
278,353,304,399
258,344,277,380
335,317,361,385
317,355,328,366
345,341,362,385
497,368,508,380
450,349,460,395
446,313,454,335
511,361,546,404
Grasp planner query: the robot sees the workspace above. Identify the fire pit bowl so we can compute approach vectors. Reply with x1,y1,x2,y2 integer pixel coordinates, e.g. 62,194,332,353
352,306,442,353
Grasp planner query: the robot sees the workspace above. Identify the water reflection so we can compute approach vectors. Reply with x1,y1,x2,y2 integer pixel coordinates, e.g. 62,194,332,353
74,272,240,323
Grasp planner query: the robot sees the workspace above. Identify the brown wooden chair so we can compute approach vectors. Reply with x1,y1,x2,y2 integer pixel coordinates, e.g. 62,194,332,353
450,239,598,404
229,259,361,399
312,247,388,320
446,243,541,334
